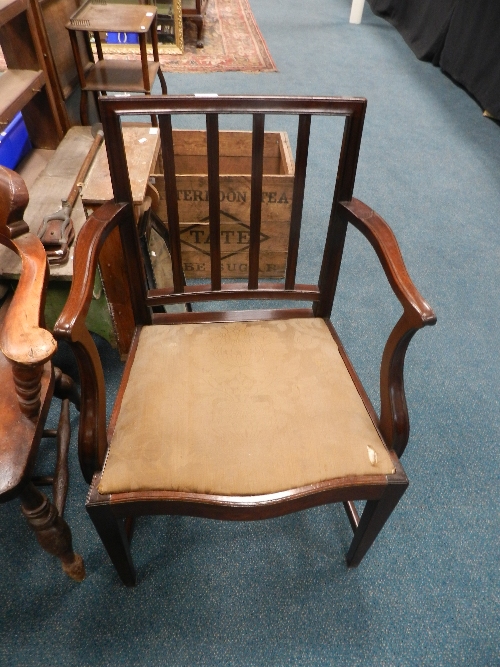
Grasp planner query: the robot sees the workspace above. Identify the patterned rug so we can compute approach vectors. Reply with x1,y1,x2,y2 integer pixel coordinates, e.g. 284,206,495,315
118,0,276,72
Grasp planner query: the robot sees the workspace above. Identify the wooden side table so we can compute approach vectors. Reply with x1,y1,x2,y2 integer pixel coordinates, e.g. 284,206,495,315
66,1,167,125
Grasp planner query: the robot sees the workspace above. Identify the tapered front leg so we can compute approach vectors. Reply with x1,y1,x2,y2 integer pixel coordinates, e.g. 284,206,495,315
346,471,408,567
87,478,136,586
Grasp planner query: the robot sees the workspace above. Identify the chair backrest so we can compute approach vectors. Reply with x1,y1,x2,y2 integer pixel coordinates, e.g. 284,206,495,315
99,95,366,324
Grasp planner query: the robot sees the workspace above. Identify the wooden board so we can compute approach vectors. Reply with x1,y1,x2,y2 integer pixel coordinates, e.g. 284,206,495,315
169,129,291,159
16,148,54,190
153,174,294,223
176,220,290,253
81,125,160,206
181,251,289,280
0,125,94,280
150,130,295,278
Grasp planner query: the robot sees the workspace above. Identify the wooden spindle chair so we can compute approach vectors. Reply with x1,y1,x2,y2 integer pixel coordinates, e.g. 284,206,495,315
54,95,436,586
0,167,84,581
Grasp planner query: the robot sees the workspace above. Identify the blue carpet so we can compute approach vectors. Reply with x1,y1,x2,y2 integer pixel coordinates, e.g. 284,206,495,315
1,1,499,665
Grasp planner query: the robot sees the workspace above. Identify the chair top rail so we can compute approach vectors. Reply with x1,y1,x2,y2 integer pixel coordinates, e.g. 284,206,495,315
99,94,366,198
99,95,367,119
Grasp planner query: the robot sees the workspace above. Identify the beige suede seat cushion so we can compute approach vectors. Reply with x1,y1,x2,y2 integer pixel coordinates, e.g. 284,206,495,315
99,318,395,496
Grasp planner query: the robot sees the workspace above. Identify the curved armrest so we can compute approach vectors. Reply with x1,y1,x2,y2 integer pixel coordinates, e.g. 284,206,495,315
55,202,129,336
0,233,56,367
0,167,56,418
338,198,437,456
339,199,435,325
54,202,129,483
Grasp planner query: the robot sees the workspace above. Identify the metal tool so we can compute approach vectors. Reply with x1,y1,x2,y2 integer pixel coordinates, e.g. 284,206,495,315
37,125,104,265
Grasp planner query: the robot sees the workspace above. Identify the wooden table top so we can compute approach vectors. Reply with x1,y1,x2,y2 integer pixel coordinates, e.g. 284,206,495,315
81,124,160,207
66,2,157,33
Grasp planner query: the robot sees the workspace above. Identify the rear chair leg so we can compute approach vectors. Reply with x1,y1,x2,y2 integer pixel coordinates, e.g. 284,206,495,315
87,480,136,586
346,472,408,567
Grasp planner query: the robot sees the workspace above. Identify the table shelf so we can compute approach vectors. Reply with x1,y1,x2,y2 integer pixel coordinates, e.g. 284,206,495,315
84,59,161,93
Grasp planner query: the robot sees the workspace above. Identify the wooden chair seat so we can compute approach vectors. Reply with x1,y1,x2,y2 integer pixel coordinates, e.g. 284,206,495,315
99,319,395,497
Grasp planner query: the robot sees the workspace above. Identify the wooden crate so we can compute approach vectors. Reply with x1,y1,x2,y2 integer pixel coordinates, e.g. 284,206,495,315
151,129,295,279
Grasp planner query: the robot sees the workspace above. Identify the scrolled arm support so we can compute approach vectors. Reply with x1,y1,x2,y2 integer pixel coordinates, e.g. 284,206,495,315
0,165,29,239
0,167,56,419
0,234,56,418
53,202,130,483
338,198,436,456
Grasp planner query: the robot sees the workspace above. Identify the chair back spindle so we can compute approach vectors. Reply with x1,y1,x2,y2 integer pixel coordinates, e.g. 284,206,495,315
159,114,185,293
205,113,222,291
248,113,265,289
316,114,365,317
285,113,311,291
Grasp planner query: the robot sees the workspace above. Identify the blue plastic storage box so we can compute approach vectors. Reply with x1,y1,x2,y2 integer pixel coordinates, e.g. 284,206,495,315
0,112,32,170
106,32,139,44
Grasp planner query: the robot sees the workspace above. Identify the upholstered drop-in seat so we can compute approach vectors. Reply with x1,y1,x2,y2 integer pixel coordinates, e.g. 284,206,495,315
99,318,396,497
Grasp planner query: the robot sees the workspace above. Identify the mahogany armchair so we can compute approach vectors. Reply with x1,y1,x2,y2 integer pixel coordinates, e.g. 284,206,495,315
54,95,436,585
0,167,84,581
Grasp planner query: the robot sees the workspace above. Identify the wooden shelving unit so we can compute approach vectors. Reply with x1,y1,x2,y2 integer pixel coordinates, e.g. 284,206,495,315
0,0,62,147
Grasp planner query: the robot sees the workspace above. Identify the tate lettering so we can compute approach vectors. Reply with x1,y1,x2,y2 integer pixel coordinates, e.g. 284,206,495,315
187,229,267,246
